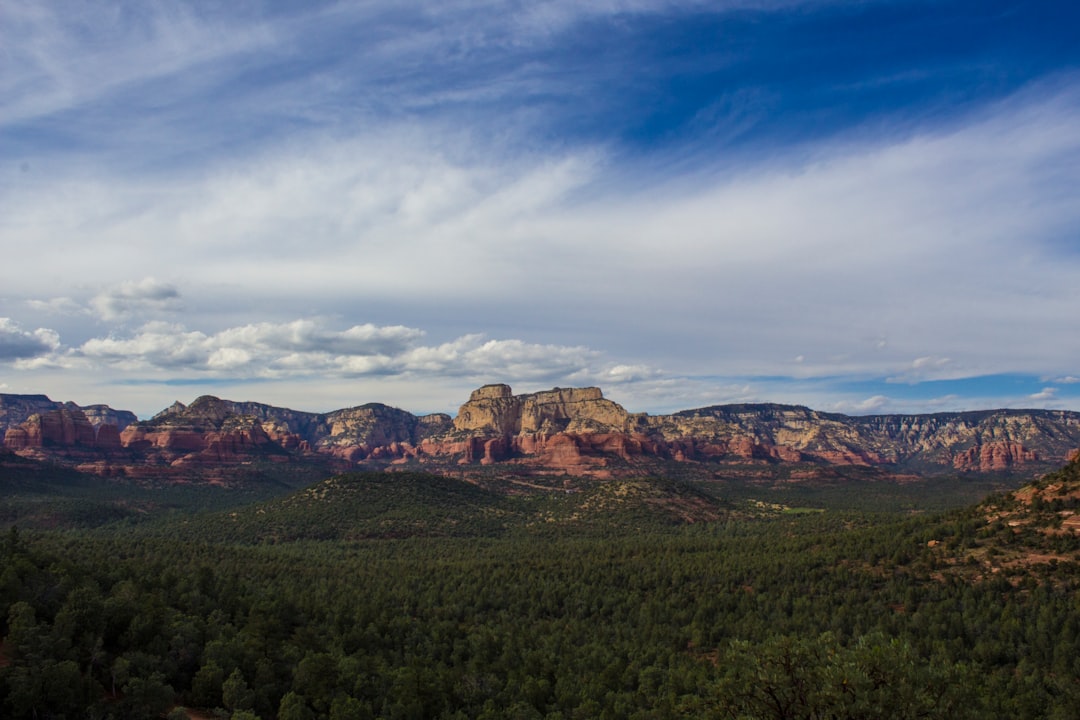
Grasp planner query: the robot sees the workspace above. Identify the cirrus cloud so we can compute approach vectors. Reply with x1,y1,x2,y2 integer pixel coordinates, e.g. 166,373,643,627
90,278,183,321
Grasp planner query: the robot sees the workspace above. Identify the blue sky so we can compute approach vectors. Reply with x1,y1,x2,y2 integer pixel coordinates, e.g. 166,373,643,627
2,0,1080,418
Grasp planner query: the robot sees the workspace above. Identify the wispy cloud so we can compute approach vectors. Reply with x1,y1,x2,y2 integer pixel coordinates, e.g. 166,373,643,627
25,297,88,316
1030,387,1058,401
0,1,273,128
90,278,183,321
2,0,1078,416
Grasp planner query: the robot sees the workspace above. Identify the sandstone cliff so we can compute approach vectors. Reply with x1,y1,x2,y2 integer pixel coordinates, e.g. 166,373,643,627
4,386,1080,480
76,403,138,431
2,405,130,469
453,384,629,434
439,389,1080,476
0,394,75,430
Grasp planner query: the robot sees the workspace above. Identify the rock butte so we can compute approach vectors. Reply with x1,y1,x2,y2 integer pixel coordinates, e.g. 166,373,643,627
3,385,1080,480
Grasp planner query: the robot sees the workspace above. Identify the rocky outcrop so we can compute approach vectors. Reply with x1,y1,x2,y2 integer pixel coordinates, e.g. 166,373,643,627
117,398,300,467
77,403,137,431
454,384,630,435
2,426,31,451
101,396,455,471
317,404,425,449
445,390,1080,475
4,407,95,448
4,386,1080,480
94,423,123,451
1,395,137,458
454,384,521,434
952,441,1039,472
0,394,63,430
521,387,629,433
2,406,131,470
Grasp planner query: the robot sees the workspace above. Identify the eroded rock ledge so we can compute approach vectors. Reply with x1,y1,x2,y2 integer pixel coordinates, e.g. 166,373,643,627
3,385,1080,479
454,384,631,434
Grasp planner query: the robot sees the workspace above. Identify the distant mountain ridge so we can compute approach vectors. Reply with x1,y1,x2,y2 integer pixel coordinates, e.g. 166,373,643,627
2,385,1079,481
0,393,139,431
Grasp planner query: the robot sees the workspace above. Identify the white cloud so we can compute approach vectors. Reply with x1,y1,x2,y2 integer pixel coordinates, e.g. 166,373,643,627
25,297,88,316
80,322,208,369
0,317,60,361
600,364,662,384
65,318,645,387
853,395,889,412
820,392,992,417
600,378,760,413
11,354,82,372
1030,387,1058,401
206,347,253,371
213,320,424,357
885,357,955,384
90,278,183,321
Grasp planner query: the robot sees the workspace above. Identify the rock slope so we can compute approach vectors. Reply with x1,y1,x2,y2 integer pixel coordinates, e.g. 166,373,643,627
3,385,1079,480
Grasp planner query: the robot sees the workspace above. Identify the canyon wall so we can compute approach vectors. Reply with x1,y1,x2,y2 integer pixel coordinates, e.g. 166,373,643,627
4,387,1080,479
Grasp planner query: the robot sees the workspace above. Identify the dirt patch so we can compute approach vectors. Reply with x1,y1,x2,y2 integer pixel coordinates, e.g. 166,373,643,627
1060,514,1080,530
1002,552,1071,568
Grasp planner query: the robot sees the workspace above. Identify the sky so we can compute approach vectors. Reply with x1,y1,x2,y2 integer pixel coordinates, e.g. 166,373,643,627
2,0,1080,419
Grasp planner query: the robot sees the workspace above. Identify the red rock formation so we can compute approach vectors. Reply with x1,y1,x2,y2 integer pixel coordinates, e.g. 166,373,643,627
533,434,591,470
953,441,1038,472
481,437,510,465
118,425,153,452
94,424,122,451
809,448,885,466
4,385,1075,482
262,424,308,451
3,427,31,450
3,407,96,450
772,445,804,463
150,430,208,452
170,425,286,466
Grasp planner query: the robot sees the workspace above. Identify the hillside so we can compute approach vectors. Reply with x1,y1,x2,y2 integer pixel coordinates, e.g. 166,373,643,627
923,454,1080,582
158,471,734,543
6,461,1080,718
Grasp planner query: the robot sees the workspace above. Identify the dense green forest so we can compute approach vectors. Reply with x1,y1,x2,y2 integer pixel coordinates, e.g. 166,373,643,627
1,463,1079,719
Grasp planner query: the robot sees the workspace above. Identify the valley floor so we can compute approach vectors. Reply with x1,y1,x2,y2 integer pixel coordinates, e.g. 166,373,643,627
1,466,1079,718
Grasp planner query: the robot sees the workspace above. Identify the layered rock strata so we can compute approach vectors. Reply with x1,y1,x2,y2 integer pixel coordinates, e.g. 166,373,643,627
3,386,1080,479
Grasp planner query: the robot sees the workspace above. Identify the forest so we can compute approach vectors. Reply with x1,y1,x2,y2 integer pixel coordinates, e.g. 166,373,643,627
1,459,1079,719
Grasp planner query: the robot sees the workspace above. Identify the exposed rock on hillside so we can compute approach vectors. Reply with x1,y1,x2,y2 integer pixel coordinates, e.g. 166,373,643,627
0,394,77,430
926,456,1080,581
0,394,136,455
454,384,630,434
3,386,1080,481
2,406,129,470
418,388,1073,477
120,396,301,466
77,403,138,431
